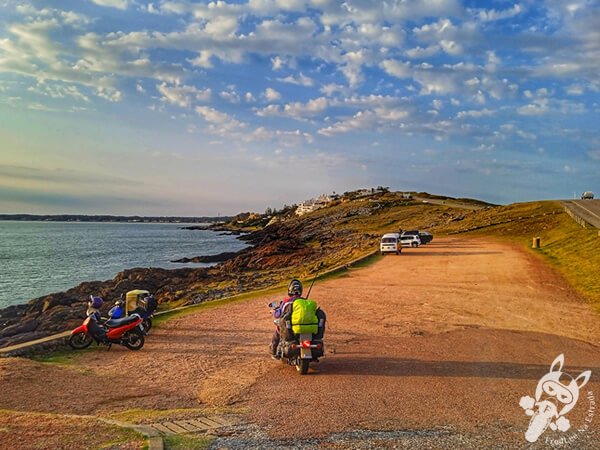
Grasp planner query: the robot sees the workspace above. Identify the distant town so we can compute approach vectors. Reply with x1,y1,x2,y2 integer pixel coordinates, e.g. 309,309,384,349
0,214,231,223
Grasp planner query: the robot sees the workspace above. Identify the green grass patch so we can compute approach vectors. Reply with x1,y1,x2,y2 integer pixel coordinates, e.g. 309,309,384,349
32,346,98,365
153,284,286,327
106,408,208,424
163,434,215,450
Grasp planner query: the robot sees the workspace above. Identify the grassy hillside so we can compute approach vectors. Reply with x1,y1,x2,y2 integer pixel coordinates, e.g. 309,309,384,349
216,192,598,312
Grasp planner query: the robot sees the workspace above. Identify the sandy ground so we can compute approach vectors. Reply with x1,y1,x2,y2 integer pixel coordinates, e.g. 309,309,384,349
1,238,599,448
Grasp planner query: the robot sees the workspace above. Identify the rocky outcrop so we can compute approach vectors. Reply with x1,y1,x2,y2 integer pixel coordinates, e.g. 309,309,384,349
171,252,240,264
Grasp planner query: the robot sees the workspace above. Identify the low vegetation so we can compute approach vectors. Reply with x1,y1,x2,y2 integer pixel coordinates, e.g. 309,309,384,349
0,410,145,450
163,434,214,450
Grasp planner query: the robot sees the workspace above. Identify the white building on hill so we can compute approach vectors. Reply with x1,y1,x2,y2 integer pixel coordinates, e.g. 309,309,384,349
296,194,333,216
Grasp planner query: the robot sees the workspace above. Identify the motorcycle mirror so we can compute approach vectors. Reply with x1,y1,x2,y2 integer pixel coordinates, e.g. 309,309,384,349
267,301,277,308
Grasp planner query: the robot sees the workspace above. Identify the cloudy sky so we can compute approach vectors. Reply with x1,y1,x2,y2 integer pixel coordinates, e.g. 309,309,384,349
0,0,598,215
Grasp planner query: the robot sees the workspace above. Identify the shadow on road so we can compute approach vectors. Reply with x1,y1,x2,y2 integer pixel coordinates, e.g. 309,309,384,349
317,357,600,380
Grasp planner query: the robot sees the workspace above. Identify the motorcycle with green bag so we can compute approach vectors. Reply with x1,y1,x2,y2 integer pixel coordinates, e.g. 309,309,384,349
269,297,326,375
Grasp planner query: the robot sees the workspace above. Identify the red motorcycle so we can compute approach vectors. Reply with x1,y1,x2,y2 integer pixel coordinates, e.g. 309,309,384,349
69,312,145,351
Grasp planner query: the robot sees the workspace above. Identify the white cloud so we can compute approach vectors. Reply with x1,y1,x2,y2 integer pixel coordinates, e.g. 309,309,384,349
91,0,129,10
318,110,378,136
271,56,284,70
405,45,439,59
28,82,90,102
380,59,411,79
440,39,462,55
195,106,246,135
565,84,584,96
282,97,329,119
254,104,281,117
320,83,351,97
318,104,410,136
157,83,211,108
456,108,495,119
189,51,213,69
263,87,281,101
220,88,241,104
276,73,314,87
471,4,523,22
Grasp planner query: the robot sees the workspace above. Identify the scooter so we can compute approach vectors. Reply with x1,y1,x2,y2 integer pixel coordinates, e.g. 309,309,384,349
68,311,145,351
109,299,154,333
108,290,156,333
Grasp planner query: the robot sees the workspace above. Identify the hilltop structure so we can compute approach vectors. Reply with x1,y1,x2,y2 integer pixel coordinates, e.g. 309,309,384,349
295,194,335,216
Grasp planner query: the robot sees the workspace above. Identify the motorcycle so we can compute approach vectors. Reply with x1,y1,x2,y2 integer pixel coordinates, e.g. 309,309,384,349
269,302,326,375
107,290,157,333
68,311,146,351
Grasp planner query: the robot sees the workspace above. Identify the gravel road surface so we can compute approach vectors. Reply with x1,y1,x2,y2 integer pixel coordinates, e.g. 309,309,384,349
1,238,599,449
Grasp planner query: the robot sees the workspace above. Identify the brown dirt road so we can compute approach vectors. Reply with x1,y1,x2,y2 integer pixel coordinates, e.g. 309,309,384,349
1,238,599,448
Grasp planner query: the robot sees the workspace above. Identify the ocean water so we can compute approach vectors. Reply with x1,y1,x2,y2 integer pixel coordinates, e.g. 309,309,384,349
0,221,248,309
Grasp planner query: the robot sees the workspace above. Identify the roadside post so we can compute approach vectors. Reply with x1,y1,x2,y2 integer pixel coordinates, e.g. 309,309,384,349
532,237,541,249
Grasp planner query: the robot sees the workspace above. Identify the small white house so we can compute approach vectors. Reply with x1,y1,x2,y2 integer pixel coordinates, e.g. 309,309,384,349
295,194,333,216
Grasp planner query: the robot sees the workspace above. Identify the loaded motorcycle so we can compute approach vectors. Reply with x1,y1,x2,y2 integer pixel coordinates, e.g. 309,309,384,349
108,289,157,333
270,300,325,374
268,266,326,375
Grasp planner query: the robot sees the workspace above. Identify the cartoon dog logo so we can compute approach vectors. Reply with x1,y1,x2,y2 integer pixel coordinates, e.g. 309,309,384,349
519,354,591,443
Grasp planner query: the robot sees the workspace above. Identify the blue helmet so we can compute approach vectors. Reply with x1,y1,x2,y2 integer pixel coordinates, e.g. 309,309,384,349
89,295,103,309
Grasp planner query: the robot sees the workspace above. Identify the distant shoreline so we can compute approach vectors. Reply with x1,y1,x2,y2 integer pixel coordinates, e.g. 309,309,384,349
0,214,232,224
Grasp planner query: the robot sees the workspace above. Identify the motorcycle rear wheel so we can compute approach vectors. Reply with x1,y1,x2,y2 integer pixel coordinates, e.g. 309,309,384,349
68,332,93,350
123,330,145,351
297,359,310,375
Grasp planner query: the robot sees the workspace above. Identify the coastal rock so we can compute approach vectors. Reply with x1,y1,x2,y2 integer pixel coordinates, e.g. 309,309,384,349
171,251,240,264
0,318,39,338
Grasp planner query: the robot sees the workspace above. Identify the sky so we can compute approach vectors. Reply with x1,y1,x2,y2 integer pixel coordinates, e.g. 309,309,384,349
0,0,599,215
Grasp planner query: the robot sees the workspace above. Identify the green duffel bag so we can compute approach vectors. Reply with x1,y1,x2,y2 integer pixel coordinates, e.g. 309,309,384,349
291,298,319,334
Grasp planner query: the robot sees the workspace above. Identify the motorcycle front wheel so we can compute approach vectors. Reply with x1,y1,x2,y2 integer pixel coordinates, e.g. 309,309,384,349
68,332,93,350
123,330,145,351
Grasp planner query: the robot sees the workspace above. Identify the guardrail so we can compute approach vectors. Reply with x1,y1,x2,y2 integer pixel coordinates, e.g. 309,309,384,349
563,204,588,228
0,249,379,358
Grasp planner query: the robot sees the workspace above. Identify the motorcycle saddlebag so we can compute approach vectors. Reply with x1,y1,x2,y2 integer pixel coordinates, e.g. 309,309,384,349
312,340,325,359
314,308,326,340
